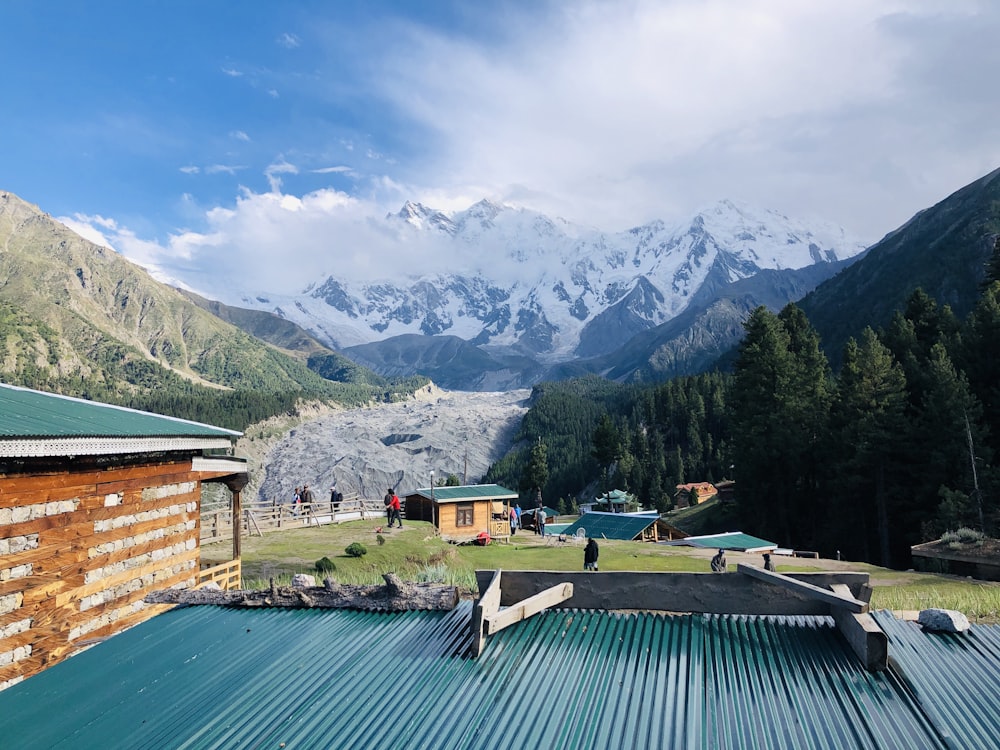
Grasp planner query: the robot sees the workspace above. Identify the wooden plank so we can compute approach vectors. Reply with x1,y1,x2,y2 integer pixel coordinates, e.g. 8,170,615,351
737,564,866,613
485,582,574,634
475,570,873,615
471,569,501,657
830,584,888,671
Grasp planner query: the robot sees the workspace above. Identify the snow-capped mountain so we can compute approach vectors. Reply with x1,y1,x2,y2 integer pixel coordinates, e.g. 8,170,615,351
235,198,867,365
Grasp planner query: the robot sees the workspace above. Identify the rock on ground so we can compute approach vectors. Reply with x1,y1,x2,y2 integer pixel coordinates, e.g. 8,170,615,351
255,384,531,506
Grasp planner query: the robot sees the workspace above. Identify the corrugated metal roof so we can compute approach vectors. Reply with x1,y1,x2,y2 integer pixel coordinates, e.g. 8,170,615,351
3,603,990,748
873,610,1000,747
411,483,518,503
0,383,239,455
662,530,778,552
563,512,656,540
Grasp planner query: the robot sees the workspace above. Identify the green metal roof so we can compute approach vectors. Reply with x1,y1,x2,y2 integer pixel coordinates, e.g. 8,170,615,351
2,603,995,748
562,512,659,540
0,383,240,457
662,531,777,552
410,483,517,503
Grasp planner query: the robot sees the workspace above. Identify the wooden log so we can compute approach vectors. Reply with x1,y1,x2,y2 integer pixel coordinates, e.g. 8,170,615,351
737,564,866,613
144,573,459,611
486,582,574,635
830,584,888,671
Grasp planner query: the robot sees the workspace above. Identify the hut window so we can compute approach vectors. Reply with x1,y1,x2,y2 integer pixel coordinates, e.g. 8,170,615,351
456,504,474,526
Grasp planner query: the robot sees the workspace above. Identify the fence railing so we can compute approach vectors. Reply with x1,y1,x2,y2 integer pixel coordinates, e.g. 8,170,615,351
196,559,242,590
200,495,387,544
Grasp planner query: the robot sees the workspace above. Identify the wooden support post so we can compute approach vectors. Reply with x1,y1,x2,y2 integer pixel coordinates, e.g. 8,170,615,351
830,584,888,672
485,583,574,635
737,564,866,613
231,489,241,560
471,570,502,657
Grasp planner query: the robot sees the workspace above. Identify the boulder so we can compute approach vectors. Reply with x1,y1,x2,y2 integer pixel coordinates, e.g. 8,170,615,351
291,573,316,589
918,608,970,633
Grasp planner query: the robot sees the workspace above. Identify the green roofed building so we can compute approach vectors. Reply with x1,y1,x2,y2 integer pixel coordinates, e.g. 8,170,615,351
661,530,778,553
562,511,677,542
0,383,247,688
403,483,517,542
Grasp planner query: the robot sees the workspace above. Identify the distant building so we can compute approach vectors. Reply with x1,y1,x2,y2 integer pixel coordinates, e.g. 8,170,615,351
581,489,639,514
674,482,718,509
403,484,517,542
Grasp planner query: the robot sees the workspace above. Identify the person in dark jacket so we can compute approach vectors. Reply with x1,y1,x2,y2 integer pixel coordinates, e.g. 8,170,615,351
710,548,727,572
584,538,599,571
763,553,775,572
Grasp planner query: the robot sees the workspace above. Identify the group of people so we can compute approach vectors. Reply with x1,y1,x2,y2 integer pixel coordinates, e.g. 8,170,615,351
291,484,315,515
383,488,403,528
711,549,776,573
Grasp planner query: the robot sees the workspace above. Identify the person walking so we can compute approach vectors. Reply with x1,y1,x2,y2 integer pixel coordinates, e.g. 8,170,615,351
584,538,599,571
390,492,403,528
384,488,394,526
509,506,518,535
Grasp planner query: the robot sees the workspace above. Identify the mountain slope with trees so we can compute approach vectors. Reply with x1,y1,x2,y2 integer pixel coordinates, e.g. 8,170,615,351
0,191,421,427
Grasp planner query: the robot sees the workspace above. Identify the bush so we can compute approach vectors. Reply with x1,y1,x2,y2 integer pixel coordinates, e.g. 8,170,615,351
345,542,368,558
376,534,386,546
315,556,336,574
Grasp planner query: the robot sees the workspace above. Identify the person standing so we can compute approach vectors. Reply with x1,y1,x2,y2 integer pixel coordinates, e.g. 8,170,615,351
515,504,522,529
301,484,315,506
390,492,403,528
293,486,302,516
584,538,599,571
537,507,547,537
763,553,775,572
509,506,517,535
710,548,727,572
384,488,394,526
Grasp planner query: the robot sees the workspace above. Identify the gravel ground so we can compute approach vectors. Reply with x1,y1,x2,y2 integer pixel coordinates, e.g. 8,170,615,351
253,384,531,506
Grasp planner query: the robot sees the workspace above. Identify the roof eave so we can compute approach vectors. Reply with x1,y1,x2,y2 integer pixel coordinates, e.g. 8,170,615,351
0,435,236,458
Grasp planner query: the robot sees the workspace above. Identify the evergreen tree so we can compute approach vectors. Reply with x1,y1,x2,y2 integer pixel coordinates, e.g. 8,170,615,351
520,439,550,506
828,329,908,565
591,413,622,493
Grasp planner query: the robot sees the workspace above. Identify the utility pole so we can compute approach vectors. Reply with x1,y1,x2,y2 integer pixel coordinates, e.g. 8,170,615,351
965,411,985,532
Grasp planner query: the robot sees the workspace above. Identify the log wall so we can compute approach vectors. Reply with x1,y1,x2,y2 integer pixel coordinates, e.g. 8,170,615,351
0,458,212,689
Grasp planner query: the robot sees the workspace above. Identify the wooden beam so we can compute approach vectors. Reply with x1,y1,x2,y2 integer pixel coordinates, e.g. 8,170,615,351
471,569,501,657
486,582,574,635
830,584,888,671
475,570,873,615
736,564,866,613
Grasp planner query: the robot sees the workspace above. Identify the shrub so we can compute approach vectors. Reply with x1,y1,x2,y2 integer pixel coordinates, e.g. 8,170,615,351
345,542,368,558
376,534,386,546
315,556,336,574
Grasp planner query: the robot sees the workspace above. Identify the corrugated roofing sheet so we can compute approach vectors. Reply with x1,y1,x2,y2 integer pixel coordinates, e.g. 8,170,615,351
563,512,656,540
412,483,518,503
662,531,778,552
3,603,989,749
873,610,1000,747
0,383,239,439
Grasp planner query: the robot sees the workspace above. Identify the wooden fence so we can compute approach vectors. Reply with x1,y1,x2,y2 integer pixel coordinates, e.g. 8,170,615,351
200,495,388,544
196,559,242,590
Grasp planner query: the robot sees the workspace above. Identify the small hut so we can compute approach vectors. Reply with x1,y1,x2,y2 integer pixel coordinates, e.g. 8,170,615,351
403,484,517,542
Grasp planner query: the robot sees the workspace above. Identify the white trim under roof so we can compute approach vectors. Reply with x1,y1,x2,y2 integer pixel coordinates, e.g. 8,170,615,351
0,436,236,458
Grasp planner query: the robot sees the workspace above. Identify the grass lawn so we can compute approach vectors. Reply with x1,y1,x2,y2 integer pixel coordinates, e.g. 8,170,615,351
200,519,1000,621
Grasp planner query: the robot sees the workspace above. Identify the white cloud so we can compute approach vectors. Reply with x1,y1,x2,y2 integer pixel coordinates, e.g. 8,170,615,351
365,0,1000,239
312,165,355,175
277,32,300,49
180,166,200,175
205,164,244,175
221,67,243,77
230,130,251,142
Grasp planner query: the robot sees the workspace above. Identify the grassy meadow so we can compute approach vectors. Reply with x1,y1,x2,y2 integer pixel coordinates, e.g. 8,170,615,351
200,519,1000,622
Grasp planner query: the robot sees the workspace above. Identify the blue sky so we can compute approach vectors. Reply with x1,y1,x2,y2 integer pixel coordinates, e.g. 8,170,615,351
3,1,1000,295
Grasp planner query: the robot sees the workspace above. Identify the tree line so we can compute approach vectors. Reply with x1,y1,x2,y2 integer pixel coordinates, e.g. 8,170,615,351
487,273,1000,568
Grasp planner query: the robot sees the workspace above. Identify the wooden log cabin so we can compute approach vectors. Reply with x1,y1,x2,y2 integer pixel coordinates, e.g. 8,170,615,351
0,383,247,688
403,484,518,543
